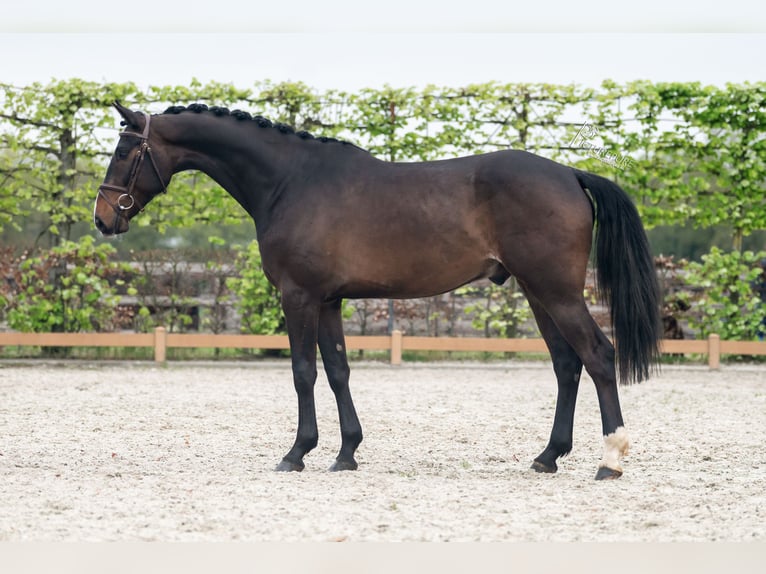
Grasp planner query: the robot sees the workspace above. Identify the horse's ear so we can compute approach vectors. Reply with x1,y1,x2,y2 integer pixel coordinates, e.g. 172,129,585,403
113,101,142,130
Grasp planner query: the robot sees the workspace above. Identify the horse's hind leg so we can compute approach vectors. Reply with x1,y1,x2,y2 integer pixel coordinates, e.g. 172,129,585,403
522,286,583,474
518,274,628,479
539,296,628,480
318,299,363,471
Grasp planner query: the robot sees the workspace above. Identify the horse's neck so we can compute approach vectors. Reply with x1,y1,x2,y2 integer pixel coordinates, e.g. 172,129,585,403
164,117,295,222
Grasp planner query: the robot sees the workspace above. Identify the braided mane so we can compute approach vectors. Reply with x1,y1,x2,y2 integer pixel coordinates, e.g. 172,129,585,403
162,103,358,147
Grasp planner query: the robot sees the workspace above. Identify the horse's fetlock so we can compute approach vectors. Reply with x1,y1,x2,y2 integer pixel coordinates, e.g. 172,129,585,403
296,432,318,453
550,439,573,459
343,428,363,448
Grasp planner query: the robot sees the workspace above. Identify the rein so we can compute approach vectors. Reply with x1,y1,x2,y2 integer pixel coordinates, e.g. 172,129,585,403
97,111,167,225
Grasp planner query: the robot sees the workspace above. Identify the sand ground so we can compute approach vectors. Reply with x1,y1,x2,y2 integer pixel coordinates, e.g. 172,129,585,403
0,360,763,541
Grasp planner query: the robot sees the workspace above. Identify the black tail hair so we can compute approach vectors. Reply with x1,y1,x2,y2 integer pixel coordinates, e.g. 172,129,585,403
574,169,662,384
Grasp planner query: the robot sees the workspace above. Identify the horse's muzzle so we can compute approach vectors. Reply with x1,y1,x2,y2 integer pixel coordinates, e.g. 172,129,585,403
94,213,128,236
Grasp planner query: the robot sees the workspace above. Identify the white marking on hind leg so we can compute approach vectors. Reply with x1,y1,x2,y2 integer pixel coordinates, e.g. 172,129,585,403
598,426,629,472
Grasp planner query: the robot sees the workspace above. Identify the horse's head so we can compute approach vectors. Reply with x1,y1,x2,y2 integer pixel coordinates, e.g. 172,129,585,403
94,102,169,236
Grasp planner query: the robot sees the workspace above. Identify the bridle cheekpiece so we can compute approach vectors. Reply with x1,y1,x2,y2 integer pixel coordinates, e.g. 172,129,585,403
97,111,167,222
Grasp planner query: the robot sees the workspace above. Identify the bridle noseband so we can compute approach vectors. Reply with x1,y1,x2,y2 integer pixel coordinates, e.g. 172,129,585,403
97,111,167,224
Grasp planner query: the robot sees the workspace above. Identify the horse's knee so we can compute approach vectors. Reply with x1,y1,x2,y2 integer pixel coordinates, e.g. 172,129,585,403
327,363,351,392
292,359,317,389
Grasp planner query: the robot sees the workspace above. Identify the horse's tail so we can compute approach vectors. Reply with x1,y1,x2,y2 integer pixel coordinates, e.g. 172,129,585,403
574,169,661,384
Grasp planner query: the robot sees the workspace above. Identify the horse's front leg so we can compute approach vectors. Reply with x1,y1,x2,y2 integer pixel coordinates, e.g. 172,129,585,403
275,289,321,472
318,299,363,471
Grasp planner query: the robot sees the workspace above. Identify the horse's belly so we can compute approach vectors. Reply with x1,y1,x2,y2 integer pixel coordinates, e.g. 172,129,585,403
335,248,505,299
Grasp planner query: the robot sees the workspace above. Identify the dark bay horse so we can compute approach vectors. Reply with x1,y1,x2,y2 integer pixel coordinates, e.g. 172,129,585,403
94,102,661,480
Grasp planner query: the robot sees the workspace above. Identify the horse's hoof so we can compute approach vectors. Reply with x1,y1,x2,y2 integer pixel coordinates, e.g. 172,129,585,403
275,459,305,472
595,466,623,480
329,459,358,472
531,459,557,474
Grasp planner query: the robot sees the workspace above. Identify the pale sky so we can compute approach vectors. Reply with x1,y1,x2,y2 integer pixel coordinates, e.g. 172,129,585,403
2,2,765,92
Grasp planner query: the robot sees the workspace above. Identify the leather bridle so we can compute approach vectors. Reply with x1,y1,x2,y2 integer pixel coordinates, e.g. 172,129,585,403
97,111,167,225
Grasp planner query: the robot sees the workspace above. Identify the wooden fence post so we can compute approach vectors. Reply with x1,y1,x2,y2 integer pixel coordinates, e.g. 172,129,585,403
390,329,403,365
708,333,720,370
154,326,167,363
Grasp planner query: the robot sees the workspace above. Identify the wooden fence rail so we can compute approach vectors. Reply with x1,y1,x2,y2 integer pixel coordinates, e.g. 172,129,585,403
2,329,766,369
